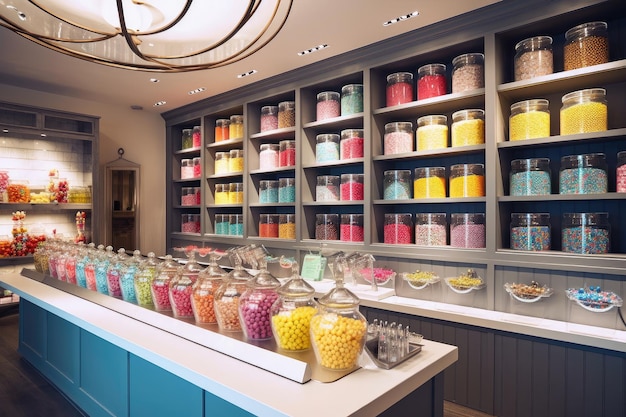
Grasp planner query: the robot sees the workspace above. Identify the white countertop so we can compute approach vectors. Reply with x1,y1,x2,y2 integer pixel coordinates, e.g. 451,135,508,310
1,272,458,417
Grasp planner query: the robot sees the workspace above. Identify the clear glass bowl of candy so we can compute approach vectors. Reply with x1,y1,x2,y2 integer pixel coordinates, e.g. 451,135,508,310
504,281,553,303
566,286,623,312
444,269,485,294
401,270,441,290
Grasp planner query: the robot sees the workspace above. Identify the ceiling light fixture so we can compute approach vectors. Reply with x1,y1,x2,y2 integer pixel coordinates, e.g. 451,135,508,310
153,101,166,106
0,0,294,72
188,87,206,95
237,69,258,78
383,11,419,27
297,44,328,56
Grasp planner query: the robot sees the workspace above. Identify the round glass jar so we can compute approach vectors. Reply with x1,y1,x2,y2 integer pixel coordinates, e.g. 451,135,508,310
414,167,446,198
562,212,610,254
384,121,413,155
151,254,180,311
95,246,115,295
315,213,339,240
259,213,279,238
181,214,200,233
383,170,412,200
449,163,485,197
341,84,364,115
259,180,279,204
559,153,608,194
617,151,626,193
278,140,296,167
260,105,279,132
169,251,202,319
214,256,253,332
417,115,448,150
560,88,607,135
192,125,201,147
451,109,485,147
340,128,364,160
316,175,340,202
384,213,413,244
228,149,243,173
510,158,551,196
564,21,609,71
315,133,340,163
509,99,550,141
417,63,446,100
386,72,413,106
340,173,364,201
271,274,318,351
278,213,296,239
215,213,230,235
228,182,243,204
181,128,193,149
192,252,227,324
180,159,193,179
278,101,295,128
452,53,484,93
133,251,160,306
278,177,296,203
214,183,229,204
119,249,143,303
259,143,279,170
214,152,230,175
229,214,244,236
450,213,486,248
340,214,364,242
316,91,340,120
514,36,553,81
215,119,230,142
229,115,244,139
510,213,551,251
415,213,447,246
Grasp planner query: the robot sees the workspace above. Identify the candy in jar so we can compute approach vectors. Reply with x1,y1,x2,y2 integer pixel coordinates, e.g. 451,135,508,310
134,251,160,306
192,250,228,324
106,248,130,298
169,248,203,318
151,255,180,311
214,251,253,331
239,260,281,340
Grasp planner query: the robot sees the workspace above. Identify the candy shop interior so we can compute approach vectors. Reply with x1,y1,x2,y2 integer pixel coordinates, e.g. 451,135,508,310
2,0,626,416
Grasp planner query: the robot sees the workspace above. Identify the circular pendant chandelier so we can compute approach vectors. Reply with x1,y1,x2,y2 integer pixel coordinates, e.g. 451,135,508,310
0,0,293,72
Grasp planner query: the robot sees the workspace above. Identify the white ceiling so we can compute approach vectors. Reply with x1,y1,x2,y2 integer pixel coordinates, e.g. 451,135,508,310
0,0,499,114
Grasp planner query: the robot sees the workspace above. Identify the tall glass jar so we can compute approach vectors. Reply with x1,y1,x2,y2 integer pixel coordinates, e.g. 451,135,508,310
514,36,553,81
260,105,279,132
384,122,413,155
181,128,193,149
215,119,230,142
95,245,114,295
193,156,201,177
452,53,484,93
180,159,193,179
564,21,609,71
169,249,202,319
509,99,550,141
215,213,230,235
181,214,200,233
417,63,447,100
559,153,608,194
449,163,485,197
386,72,413,106
228,182,243,204
239,262,281,340
278,101,295,128
415,213,447,246
259,180,279,204
315,133,340,163
450,213,485,248
278,177,295,203
278,140,296,167
617,151,626,193
134,251,160,306
259,213,279,238
451,109,485,147
229,214,244,236
192,250,227,324
214,251,253,332
510,158,551,196
229,115,244,139
259,143,279,170
228,149,243,173
384,170,412,200
151,255,179,311
562,212,610,254
316,92,340,120
119,249,143,303
214,151,230,175
106,248,129,298
510,213,551,251
278,213,296,239
214,183,229,204
192,125,201,147
340,128,364,159
315,213,339,240
417,115,448,150
340,173,364,201
316,175,340,202
414,167,446,198
341,84,364,115
560,88,607,135
384,213,413,244
340,214,364,242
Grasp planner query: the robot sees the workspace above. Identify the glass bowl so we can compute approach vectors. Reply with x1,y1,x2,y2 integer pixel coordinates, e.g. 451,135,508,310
401,270,440,290
566,286,623,312
444,269,485,294
504,282,553,303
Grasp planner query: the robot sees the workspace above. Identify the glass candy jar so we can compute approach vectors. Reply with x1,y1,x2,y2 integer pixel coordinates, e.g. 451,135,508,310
119,249,143,303
239,261,282,340
151,255,180,311
134,252,160,306
192,250,228,324
95,245,114,294
169,249,203,318
214,252,253,332
106,248,129,298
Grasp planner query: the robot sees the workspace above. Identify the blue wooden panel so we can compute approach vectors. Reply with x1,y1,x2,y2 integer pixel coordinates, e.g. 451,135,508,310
129,354,203,417
80,330,129,417
46,312,79,385
204,391,255,417
19,299,46,358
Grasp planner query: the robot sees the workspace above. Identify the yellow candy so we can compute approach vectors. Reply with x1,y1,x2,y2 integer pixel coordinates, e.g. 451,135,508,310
417,124,448,150
509,110,550,141
310,313,366,370
451,119,484,147
560,102,607,135
272,306,317,351
414,176,446,198
449,174,484,197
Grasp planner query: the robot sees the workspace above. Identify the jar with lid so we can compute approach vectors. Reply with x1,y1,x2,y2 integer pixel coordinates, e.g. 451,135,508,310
229,115,244,139
259,213,279,238
260,105,278,132
181,213,200,233
452,53,484,93
214,250,253,332
384,122,413,155
617,151,626,193
151,254,179,311
415,213,447,246
278,140,296,167
414,167,446,198
510,158,551,196
340,173,364,201
417,115,448,150
562,212,610,254
559,153,607,194
192,250,228,324
7,179,30,203
564,21,609,71
316,133,340,163
316,175,340,201
509,99,550,141
315,213,339,240
384,170,412,200
228,182,243,204
259,180,279,203
192,125,201,147
106,248,129,298
68,186,92,203
95,245,114,295
119,249,143,303
134,252,160,306
310,276,367,370
340,214,364,242
450,213,486,248
56,178,69,203
340,128,364,159
215,213,230,235
180,159,193,179
341,84,364,115
451,109,485,147
278,177,295,203
386,72,413,106
214,183,229,204
214,151,230,174
514,36,553,81
271,263,318,350
239,259,281,340
228,149,243,173
169,249,203,319
278,101,295,128
510,213,551,251
449,163,485,197
192,156,201,177
384,213,413,244
215,119,230,142
229,214,244,236
317,92,340,120
0,170,9,202
259,143,279,170
278,213,296,239
560,88,607,135
181,128,193,149
417,63,446,100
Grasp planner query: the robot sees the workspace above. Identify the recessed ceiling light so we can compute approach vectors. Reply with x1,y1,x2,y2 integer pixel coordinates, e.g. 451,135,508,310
297,44,328,56
149,78,160,83
188,87,206,95
383,11,419,26
237,70,258,78
153,101,167,106
130,105,143,110
6,5,26,21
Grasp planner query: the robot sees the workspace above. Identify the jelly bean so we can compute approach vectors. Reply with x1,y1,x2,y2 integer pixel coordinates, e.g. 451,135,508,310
279,148,295,167
151,282,172,310
95,264,109,294
259,188,278,204
316,223,338,240
169,285,194,318
261,114,278,132
384,180,412,200
106,270,122,297
310,313,367,370
259,223,279,238
617,164,626,193
272,306,317,351
215,296,244,331
316,141,340,163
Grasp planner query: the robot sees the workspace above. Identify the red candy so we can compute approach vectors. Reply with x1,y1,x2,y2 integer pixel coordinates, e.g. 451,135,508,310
384,224,413,244
340,181,364,201
170,286,194,318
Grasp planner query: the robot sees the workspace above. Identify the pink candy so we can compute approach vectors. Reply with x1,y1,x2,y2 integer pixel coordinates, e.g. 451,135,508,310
340,181,364,200
170,286,194,318
151,283,171,310
384,223,413,244
240,290,279,340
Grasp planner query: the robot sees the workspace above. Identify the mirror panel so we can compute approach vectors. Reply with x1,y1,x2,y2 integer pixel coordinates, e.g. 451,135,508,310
104,155,140,251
